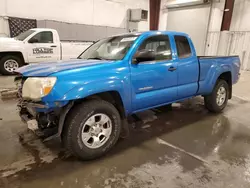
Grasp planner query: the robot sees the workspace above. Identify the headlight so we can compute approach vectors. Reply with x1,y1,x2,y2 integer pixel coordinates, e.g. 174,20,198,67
22,77,57,100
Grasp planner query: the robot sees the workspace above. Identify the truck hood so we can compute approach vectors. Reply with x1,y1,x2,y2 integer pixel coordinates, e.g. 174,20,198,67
0,37,16,42
0,37,22,49
16,59,115,77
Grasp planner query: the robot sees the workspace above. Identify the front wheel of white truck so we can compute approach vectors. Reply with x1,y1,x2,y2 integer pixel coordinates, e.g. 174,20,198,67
62,99,121,160
204,79,229,113
0,55,23,75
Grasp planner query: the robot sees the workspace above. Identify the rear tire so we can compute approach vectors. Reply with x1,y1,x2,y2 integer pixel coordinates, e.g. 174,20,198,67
204,80,229,113
0,55,23,75
62,99,121,160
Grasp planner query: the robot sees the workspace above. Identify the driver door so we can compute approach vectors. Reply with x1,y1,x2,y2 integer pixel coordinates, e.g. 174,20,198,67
26,31,60,63
130,35,178,112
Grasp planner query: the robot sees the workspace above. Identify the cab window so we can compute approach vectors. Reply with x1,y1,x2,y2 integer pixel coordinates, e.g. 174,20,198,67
29,31,53,43
174,36,192,58
137,35,172,61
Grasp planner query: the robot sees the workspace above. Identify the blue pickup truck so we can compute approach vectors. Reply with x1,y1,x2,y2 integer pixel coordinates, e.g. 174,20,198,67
16,31,240,160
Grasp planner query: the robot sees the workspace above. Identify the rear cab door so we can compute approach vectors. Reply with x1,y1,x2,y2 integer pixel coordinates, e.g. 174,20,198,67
25,30,60,63
173,35,199,98
130,33,178,112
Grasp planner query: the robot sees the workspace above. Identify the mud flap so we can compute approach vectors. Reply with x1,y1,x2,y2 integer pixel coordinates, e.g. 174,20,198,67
120,119,130,139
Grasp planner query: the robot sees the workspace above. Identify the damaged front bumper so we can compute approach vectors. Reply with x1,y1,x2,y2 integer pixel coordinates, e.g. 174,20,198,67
19,100,73,140
19,102,49,131
16,75,74,140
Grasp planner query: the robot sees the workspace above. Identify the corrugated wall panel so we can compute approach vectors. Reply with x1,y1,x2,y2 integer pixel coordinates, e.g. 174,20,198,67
37,20,127,42
205,31,250,70
205,31,220,56
228,32,250,70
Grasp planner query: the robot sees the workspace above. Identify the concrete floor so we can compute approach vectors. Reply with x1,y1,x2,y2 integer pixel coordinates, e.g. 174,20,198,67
0,96,250,188
0,76,15,91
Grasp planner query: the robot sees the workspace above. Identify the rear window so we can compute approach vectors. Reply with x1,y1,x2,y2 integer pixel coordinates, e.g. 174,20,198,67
174,36,192,58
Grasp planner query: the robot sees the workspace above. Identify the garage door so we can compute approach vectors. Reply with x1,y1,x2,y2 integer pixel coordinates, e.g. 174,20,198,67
166,4,211,56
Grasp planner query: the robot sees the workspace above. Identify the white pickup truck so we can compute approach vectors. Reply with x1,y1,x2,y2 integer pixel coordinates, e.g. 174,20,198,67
0,28,92,75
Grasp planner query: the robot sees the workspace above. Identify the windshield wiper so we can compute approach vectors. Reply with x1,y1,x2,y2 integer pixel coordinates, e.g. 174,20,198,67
87,57,104,60
78,57,115,60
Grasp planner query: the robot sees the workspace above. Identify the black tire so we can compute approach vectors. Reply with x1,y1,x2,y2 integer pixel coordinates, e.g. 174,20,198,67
204,79,229,113
0,55,23,75
62,99,121,160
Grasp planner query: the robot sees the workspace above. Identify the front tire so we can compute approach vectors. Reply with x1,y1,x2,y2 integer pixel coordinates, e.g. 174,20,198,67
204,80,229,113
63,99,121,160
0,55,23,75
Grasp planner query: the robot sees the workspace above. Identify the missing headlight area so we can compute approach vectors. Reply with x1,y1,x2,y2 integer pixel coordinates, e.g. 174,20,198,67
15,75,26,100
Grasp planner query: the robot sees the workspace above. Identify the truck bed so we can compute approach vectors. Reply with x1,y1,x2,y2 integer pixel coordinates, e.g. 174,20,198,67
197,55,241,95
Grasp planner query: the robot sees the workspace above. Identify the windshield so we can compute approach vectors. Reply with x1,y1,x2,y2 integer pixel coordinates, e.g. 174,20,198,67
79,34,140,60
15,30,35,41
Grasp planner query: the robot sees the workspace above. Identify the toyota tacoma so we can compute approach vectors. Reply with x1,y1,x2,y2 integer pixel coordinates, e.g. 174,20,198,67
15,31,241,160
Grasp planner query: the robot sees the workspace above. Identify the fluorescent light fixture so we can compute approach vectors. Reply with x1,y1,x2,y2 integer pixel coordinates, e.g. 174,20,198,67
166,0,210,8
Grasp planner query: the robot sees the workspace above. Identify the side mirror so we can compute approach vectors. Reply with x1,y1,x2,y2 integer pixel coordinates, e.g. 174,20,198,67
29,38,39,43
134,50,155,64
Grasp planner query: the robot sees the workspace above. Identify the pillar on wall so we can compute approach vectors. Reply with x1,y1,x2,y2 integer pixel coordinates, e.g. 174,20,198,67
217,0,235,55
221,0,235,31
150,0,161,30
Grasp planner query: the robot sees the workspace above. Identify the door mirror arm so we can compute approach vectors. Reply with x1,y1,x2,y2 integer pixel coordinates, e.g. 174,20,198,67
132,58,139,65
134,50,156,64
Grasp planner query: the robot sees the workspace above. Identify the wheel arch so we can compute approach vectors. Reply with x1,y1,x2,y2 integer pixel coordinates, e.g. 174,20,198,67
0,51,25,63
217,71,232,99
57,91,127,138
78,91,126,119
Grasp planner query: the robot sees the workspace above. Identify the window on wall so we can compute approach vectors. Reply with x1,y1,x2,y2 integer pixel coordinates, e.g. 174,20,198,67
29,31,53,43
138,35,172,61
174,36,192,58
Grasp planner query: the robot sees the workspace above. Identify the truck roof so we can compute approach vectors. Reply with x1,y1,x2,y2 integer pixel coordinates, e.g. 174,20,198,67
112,30,189,38
30,28,57,32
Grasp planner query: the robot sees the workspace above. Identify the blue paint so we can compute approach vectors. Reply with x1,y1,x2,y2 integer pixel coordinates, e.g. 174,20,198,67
17,31,241,116
175,36,199,98
198,56,240,94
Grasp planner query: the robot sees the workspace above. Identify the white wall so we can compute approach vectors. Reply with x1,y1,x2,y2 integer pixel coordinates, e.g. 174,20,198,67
159,0,168,31
204,0,225,56
208,0,225,32
208,0,250,32
158,0,227,56
0,0,8,36
0,17,9,37
0,0,149,35
159,0,226,32
230,0,250,31
159,0,250,32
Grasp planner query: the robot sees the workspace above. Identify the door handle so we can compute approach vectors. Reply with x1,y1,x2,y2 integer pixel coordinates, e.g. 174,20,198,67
50,45,57,48
168,66,177,72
